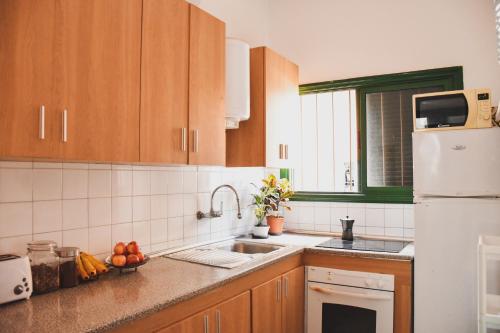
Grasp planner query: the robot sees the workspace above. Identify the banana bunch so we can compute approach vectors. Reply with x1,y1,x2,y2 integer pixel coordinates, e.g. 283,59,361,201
76,252,109,280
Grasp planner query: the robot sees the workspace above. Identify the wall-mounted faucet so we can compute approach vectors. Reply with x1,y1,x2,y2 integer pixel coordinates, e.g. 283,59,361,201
196,184,242,220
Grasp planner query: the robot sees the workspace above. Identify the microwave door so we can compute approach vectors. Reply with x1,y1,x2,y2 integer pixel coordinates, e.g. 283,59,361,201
415,93,468,129
413,129,500,197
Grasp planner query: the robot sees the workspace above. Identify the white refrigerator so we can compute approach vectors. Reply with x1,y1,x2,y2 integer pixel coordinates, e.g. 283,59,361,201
414,128,500,333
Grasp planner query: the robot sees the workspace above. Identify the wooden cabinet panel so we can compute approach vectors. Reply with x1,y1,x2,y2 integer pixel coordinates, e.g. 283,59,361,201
215,291,251,333
157,310,212,333
62,0,141,162
226,47,299,168
265,48,300,169
226,47,266,167
188,5,226,166
251,275,282,333
140,0,189,164
282,267,305,333
0,0,64,159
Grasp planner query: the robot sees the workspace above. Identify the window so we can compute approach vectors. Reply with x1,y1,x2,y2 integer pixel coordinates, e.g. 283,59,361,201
290,67,463,203
298,90,358,192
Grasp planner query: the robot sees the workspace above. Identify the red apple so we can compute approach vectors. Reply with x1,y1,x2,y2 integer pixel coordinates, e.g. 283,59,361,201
126,254,140,265
126,241,139,255
111,254,126,267
137,251,144,262
113,242,126,255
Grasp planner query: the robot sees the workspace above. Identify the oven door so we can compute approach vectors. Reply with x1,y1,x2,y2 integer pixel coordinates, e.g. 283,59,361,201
307,282,394,333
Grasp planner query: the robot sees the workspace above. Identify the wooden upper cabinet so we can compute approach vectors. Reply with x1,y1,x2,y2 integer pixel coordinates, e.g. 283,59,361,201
226,47,300,168
188,5,226,166
282,267,305,333
252,275,283,333
140,0,189,164
62,0,142,162
0,0,64,159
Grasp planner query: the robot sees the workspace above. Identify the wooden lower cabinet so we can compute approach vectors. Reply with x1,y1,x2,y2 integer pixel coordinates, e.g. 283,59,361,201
252,276,283,333
216,291,251,333
158,309,211,333
159,291,251,333
252,267,305,333
282,267,305,333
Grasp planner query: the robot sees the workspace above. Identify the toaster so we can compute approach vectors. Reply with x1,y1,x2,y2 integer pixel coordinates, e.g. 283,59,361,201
0,254,33,304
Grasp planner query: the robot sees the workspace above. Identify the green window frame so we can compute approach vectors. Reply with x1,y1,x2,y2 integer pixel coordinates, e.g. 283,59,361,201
287,66,464,204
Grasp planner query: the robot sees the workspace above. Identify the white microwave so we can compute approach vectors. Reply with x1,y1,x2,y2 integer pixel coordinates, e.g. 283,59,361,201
412,88,492,131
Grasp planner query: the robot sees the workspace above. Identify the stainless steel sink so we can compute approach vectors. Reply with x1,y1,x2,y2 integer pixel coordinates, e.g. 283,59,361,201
165,240,283,269
216,241,281,254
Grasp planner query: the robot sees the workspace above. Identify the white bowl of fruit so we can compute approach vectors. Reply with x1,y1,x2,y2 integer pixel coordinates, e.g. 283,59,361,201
106,241,149,272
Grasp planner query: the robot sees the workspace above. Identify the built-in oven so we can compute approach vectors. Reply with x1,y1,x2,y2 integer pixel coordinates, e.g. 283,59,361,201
306,266,395,333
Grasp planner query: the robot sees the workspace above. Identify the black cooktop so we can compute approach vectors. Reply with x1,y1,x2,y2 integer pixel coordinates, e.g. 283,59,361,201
316,238,410,253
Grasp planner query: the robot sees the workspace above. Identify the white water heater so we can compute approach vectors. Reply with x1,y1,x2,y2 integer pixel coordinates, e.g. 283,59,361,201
225,38,250,129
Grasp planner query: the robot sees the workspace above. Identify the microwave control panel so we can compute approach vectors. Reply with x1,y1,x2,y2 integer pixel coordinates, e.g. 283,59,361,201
476,90,492,124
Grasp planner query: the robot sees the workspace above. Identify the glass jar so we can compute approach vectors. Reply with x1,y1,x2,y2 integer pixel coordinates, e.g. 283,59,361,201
56,247,79,288
27,240,60,294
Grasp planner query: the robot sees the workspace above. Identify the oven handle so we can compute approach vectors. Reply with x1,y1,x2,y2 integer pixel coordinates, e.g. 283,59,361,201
309,285,392,301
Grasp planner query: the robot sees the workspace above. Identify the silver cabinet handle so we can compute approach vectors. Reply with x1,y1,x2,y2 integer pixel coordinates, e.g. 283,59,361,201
39,105,45,140
181,128,187,152
204,314,209,333
284,144,288,160
285,277,289,298
277,279,282,302
215,309,221,333
193,129,199,153
279,144,283,159
62,109,68,143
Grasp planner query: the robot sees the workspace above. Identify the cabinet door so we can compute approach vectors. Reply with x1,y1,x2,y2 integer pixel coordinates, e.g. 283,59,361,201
188,5,226,166
215,291,251,333
0,0,64,159
62,0,141,162
252,276,282,333
282,267,305,333
140,0,189,164
158,310,213,333
265,48,300,169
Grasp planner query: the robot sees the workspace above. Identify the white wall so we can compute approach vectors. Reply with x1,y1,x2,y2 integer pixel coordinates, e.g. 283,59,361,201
267,0,500,104
187,0,269,47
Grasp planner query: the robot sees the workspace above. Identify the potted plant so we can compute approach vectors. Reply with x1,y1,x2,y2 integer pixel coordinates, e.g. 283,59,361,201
262,174,294,235
251,184,272,238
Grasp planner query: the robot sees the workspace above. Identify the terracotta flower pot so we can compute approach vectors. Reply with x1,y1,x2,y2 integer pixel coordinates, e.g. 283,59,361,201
266,215,285,235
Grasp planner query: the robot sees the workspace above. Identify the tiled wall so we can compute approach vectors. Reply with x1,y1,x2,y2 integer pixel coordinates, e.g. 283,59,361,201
0,161,265,257
283,201,414,240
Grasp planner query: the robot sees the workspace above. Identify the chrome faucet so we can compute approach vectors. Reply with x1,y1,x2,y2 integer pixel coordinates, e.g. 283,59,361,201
196,184,242,220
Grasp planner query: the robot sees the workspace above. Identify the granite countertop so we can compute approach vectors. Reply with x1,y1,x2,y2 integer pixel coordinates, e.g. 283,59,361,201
0,245,303,333
0,233,413,333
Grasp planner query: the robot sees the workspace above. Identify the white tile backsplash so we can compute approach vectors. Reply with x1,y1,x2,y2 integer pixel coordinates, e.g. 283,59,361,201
0,202,32,237
285,201,414,240
33,169,62,201
33,200,62,233
0,162,265,256
62,169,88,199
0,169,33,202
0,160,414,258
63,199,88,230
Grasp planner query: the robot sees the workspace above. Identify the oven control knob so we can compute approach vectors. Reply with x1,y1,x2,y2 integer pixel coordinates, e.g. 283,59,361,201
13,285,24,295
483,113,491,120
377,281,385,289
364,279,374,288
